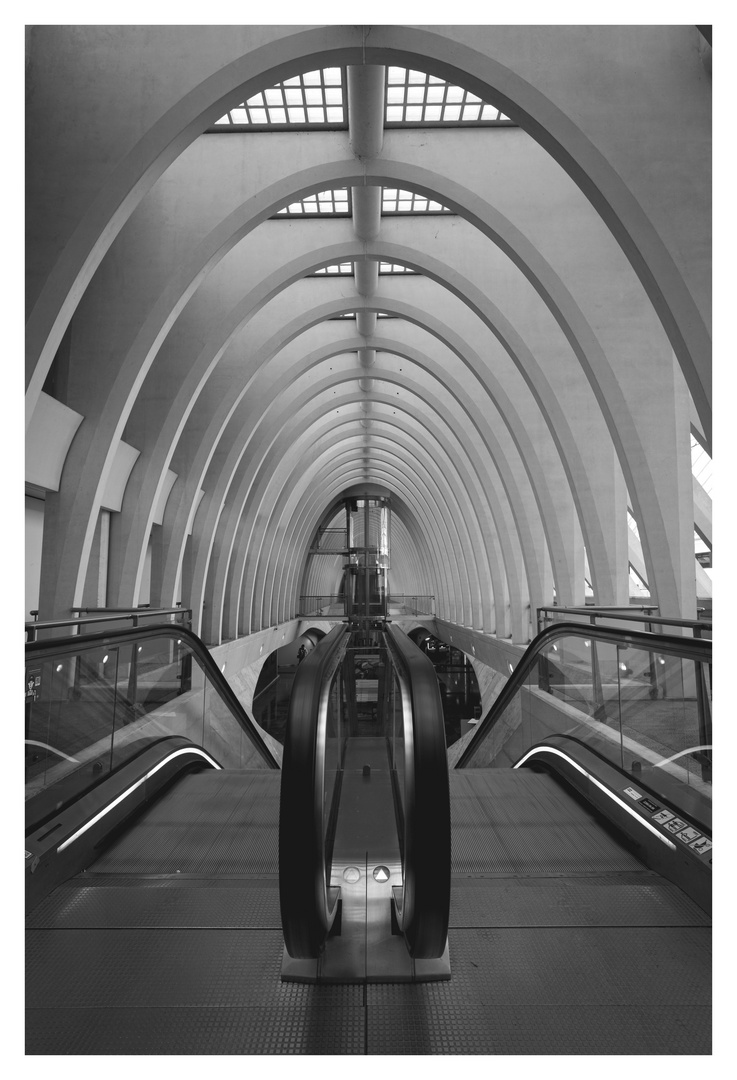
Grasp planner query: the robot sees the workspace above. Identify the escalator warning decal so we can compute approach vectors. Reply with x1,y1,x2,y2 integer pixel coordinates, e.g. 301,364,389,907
662,817,688,834
652,810,675,825
690,836,712,855
676,826,701,845
624,787,642,800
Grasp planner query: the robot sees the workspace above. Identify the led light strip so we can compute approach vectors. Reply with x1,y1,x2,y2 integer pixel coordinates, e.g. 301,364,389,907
56,748,221,853
514,746,677,850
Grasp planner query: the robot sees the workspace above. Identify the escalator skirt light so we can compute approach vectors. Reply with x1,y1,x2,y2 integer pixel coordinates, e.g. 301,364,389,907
513,747,677,850
56,747,222,853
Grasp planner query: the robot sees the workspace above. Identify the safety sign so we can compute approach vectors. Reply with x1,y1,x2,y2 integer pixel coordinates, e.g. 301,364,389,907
652,809,675,825
663,817,688,834
676,826,701,844
690,836,712,855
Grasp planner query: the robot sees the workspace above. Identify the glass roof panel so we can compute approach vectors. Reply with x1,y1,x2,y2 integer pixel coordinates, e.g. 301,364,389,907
381,188,452,214
274,188,351,217
313,262,354,275
213,68,347,127
383,67,512,125
379,262,418,274
275,186,451,219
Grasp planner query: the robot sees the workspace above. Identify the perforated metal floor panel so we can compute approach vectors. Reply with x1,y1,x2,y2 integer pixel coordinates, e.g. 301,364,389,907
26,766,711,1054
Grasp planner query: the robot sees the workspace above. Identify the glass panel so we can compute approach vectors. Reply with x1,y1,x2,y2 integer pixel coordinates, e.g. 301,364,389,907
463,632,711,822
26,632,272,830
26,645,120,812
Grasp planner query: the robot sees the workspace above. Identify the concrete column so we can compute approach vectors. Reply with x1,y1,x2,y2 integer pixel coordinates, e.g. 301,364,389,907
351,185,382,241
356,310,377,337
347,65,385,160
354,258,378,298
358,347,376,368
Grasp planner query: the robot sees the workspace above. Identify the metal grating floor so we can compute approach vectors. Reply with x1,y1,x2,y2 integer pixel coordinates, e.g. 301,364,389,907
26,766,711,1054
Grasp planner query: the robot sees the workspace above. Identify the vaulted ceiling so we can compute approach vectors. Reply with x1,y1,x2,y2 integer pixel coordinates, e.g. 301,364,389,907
25,26,711,643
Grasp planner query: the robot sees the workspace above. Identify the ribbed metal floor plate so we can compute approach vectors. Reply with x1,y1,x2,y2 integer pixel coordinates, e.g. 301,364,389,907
368,926,711,1006
26,1006,366,1055
26,879,281,928
27,929,362,1008
365,1004,711,1055
450,875,710,927
26,764,711,1054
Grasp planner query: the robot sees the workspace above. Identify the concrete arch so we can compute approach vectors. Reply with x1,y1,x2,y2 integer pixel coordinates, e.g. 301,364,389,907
43,162,684,618
198,403,484,638
246,440,479,635
196,387,527,642
27,24,709,456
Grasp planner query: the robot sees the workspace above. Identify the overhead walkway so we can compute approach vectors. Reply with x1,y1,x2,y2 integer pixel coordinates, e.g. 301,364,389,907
25,619,710,1054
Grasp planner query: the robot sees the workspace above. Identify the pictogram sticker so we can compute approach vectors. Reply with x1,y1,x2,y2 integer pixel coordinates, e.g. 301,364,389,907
663,817,688,834
653,809,675,825
690,836,712,855
677,826,701,844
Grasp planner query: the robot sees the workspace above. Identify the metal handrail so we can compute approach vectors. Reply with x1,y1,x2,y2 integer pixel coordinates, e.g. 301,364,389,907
279,623,351,958
383,623,450,959
538,605,711,637
455,621,712,769
26,607,192,642
25,622,279,769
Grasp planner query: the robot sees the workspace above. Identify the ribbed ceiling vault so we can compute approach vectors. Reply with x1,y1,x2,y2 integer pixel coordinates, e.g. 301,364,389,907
26,26,711,642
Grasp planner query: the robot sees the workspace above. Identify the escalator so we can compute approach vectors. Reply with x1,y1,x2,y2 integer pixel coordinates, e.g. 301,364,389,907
278,620,450,981
25,618,451,1051
25,619,711,1053
447,621,712,1054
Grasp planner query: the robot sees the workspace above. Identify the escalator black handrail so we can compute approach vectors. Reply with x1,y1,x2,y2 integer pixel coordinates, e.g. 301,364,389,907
279,623,351,958
384,624,451,959
455,621,712,769
25,622,279,768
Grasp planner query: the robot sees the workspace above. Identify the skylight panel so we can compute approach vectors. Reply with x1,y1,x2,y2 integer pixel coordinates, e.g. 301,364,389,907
384,67,512,125
381,188,451,214
312,262,354,276
275,189,350,216
379,262,418,274
212,68,347,128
